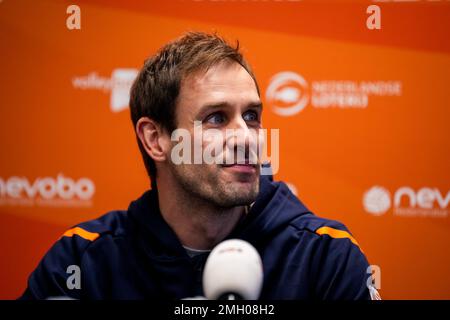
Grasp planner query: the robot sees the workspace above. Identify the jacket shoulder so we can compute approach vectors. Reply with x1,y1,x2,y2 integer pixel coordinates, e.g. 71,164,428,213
71,210,129,241
20,210,129,299
289,213,362,250
288,213,371,299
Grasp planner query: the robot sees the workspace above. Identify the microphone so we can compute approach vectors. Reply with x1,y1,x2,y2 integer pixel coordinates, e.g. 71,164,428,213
202,239,263,300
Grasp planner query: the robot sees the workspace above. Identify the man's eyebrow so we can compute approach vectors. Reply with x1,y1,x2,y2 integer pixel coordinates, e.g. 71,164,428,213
196,102,230,118
195,101,263,118
246,102,263,111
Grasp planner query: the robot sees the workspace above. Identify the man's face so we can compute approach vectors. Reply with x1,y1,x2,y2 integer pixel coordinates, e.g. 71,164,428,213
167,61,262,208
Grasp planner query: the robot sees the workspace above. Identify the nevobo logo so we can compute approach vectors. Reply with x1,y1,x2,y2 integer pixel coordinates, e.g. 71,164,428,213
0,174,95,204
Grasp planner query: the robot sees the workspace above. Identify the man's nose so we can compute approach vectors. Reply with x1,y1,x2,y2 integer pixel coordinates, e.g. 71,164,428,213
224,115,260,165
226,115,252,146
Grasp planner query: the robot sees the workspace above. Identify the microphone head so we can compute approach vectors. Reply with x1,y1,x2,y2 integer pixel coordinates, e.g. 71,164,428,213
202,239,263,300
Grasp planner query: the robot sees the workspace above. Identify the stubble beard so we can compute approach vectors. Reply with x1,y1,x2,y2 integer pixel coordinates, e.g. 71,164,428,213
170,163,260,210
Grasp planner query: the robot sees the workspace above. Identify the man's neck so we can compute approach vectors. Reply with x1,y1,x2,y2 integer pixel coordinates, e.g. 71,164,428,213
156,175,245,251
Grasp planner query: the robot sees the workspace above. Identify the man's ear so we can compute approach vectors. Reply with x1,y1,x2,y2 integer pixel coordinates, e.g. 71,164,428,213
136,117,170,163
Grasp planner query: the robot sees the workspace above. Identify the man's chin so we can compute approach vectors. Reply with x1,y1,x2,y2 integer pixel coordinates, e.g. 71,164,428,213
214,196,256,209
214,182,259,208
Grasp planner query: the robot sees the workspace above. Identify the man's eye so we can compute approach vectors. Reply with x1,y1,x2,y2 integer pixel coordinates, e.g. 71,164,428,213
205,113,225,125
243,110,259,122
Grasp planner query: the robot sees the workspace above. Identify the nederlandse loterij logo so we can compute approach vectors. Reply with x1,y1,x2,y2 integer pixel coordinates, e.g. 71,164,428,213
266,71,402,116
266,71,309,117
0,174,95,207
72,68,138,112
363,186,449,218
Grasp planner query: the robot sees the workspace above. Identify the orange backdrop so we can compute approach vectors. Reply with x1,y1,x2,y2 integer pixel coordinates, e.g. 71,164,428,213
0,0,449,299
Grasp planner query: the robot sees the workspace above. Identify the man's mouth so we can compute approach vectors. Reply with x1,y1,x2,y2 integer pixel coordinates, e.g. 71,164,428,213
220,162,258,173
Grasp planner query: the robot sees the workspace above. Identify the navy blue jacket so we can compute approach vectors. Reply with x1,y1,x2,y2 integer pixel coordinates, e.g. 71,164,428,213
20,176,372,300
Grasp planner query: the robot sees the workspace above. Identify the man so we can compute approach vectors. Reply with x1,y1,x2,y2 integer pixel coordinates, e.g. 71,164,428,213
21,32,375,300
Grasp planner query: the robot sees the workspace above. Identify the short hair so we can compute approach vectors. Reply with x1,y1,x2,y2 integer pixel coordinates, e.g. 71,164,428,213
129,31,260,185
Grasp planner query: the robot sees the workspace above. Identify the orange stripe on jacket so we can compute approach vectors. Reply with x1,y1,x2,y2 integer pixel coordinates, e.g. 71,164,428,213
315,226,361,251
63,227,100,242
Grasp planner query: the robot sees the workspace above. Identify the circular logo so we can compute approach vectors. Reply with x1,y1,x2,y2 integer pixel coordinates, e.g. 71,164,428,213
363,186,391,216
266,71,309,116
